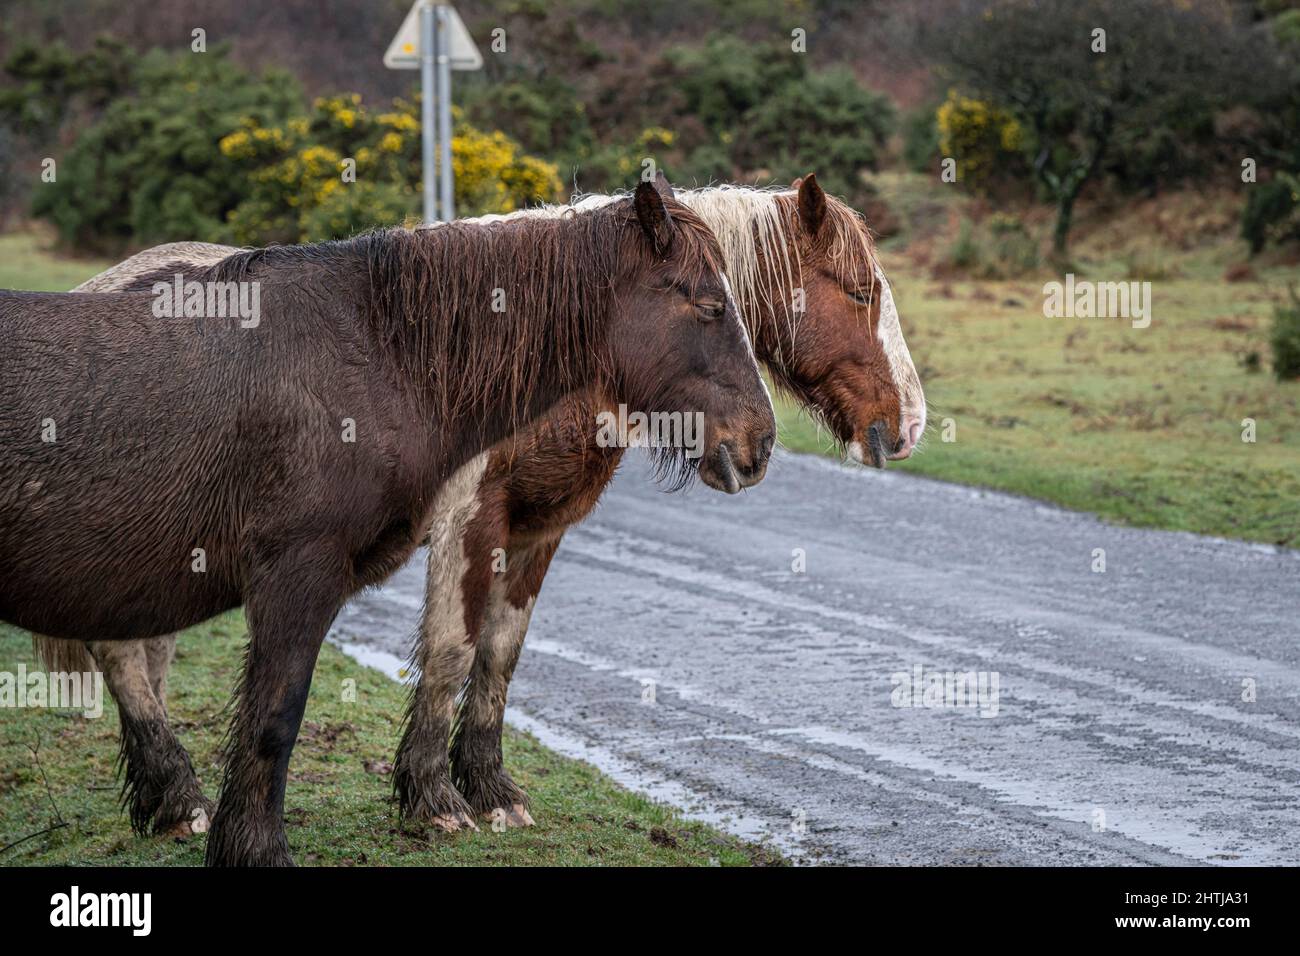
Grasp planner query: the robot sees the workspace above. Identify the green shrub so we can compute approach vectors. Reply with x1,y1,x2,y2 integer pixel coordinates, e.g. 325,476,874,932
942,215,1040,278
987,214,1040,275
460,77,594,161
29,47,300,252
1242,174,1300,253
739,67,893,203
28,46,561,250
1273,9,1300,46
943,219,980,272
902,105,942,174
639,37,892,203
0,37,134,137
661,36,799,141
1271,287,1300,381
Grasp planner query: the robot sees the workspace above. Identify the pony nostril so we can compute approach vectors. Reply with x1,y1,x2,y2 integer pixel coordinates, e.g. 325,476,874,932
885,419,923,461
758,431,775,462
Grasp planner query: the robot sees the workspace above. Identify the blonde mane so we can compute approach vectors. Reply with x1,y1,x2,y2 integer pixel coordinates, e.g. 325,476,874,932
422,184,883,359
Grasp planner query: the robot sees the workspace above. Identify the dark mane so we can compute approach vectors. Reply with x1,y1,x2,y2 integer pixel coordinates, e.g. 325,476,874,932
190,199,726,434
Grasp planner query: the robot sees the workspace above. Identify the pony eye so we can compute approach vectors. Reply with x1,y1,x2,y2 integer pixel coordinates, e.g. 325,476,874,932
697,300,726,321
850,288,873,307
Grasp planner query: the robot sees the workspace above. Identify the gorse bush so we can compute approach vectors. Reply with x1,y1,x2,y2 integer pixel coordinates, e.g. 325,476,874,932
12,23,894,249
21,43,561,250
0,37,134,137
461,76,594,161
655,41,892,202
221,95,561,245
935,90,1025,194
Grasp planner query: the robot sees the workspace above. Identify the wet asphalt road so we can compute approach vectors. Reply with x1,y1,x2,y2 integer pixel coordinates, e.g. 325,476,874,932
329,450,1300,865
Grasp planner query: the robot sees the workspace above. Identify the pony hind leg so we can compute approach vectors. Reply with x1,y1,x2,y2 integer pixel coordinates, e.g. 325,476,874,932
86,639,213,837
142,634,178,712
452,537,559,827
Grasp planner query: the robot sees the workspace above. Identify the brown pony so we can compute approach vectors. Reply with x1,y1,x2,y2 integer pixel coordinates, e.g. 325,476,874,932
31,174,924,838
1,179,775,865
405,176,925,829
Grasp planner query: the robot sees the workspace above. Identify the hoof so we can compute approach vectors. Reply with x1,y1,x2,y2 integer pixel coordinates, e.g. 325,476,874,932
394,766,478,833
485,803,535,830
430,811,479,833
161,805,211,839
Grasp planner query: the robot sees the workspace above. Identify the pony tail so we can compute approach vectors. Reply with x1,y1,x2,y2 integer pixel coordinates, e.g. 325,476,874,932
32,635,99,675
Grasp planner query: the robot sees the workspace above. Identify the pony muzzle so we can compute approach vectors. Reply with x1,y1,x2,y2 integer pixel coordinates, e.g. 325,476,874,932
701,433,772,494
848,418,921,469
848,421,891,469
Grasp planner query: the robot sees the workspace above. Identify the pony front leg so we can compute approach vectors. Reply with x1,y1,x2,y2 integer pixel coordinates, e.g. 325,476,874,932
452,537,559,827
391,615,477,831
204,565,338,867
87,639,212,837
392,454,493,832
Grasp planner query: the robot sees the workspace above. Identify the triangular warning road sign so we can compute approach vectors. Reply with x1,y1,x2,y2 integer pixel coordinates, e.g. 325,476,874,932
384,2,483,70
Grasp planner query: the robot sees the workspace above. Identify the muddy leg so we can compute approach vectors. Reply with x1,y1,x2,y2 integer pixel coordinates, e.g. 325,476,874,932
204,559,338,867
452,537,559,827
393,458,495,832
87,639,212,837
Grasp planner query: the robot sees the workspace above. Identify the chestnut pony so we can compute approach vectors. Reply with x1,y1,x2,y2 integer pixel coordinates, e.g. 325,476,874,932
1,179,774,865
28,174,924,839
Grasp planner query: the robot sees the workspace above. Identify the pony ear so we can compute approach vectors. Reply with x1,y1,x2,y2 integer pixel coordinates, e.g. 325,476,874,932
653,169,676,200
634,178,674,253
794,173,826,236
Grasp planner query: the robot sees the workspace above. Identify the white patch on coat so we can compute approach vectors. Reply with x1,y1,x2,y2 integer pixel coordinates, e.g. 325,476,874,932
416,452,490,696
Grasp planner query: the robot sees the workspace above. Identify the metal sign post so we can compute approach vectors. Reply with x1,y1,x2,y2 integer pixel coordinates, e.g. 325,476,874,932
436,5,454,222
385,2,483,224
420,3,437,223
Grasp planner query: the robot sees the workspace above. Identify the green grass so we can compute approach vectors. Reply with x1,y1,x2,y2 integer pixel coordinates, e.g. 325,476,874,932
0,232,110,292
777,269,1300,545
0,615,780,866
777,178,1300,546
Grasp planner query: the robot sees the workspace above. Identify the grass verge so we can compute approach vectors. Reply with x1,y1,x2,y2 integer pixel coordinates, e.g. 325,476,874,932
0,614,780,866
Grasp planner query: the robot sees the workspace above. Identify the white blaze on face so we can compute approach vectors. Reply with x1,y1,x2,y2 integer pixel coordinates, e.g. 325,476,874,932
874,266,925,440
721,271,772,410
